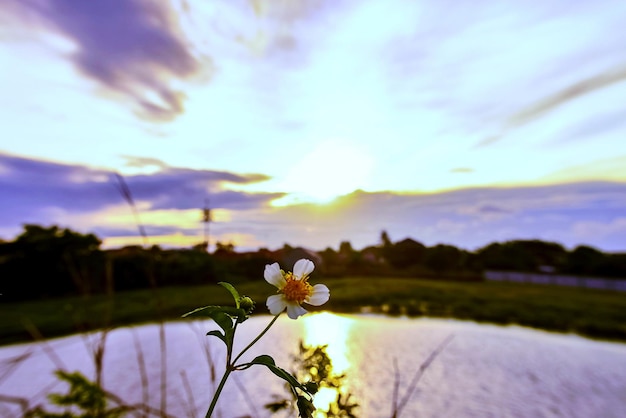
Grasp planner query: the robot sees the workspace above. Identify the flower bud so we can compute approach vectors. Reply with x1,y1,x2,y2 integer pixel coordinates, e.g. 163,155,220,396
239,296,255,314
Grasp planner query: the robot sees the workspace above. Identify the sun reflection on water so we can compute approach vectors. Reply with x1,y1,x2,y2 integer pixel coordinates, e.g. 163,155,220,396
301,312,356,415
312,387,338,415
302,312,354,374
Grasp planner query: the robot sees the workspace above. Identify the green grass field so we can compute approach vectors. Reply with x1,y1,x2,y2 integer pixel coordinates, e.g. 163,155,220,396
1,277,625,346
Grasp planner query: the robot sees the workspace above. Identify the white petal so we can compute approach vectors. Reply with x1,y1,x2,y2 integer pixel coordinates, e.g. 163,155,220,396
293,259,314,278
266,294,287,315
306,284,330,306
286,302,308,319
264,263,285,288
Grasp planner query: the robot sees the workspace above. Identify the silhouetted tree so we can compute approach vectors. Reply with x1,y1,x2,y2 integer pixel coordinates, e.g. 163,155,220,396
339,241,354,254
214,241,235,255
424,244,465,275
385,238,426,270
562,245,606,276
477,240,568,272
0,225,103,299
602,253,626,278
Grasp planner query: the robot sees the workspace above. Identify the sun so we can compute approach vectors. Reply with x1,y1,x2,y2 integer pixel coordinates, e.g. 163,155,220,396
275,140,372,205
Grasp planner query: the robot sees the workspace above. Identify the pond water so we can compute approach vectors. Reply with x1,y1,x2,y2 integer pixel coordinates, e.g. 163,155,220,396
1,313,625,417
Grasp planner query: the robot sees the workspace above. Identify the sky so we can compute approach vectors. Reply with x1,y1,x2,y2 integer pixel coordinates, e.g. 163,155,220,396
1,0,626,252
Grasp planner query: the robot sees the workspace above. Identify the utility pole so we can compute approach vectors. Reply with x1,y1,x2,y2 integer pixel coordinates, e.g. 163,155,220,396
202,198,211,252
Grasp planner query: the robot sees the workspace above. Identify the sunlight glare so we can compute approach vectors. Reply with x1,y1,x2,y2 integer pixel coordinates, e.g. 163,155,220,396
102,232,201,248
276,141,372,204
302,312,353,374
302,312,355,417
313,387,339,416
100,207,232,228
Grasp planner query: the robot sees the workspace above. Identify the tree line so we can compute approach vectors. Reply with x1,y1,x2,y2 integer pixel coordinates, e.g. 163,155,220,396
0,225,624,301
319,231,626,279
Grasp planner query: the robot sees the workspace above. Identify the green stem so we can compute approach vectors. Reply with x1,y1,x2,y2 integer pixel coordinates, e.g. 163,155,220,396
228,321,239,363
232,313,281,365
206,314,281,416
205,366,232,418
206,319,239,417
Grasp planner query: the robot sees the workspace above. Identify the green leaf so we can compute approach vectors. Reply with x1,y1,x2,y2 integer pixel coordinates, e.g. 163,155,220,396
206,330,227,346
183,305,245,351
250,354,276,366
182,305,216,317
206,310,234,338
182,305,246,320
248,355,309,394
249,354,276,366
217,306,247,318
218,282,241,308
194,308,235,351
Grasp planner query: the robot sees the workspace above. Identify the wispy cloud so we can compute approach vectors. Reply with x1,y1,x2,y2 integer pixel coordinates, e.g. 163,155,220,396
5,0,205,121
509,66,626,128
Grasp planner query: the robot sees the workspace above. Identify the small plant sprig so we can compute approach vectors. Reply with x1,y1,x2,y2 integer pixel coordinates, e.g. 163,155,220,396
266,341,359,417
183,259,330,418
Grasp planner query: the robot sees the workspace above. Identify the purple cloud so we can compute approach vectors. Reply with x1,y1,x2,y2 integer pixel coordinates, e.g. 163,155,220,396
117,164,278,210
0,153,281,226
6,0,203,121
91,224,200,239
2,154,625,252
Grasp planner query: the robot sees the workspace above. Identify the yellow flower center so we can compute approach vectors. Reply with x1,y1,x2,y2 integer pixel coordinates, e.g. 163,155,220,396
282,272,312,303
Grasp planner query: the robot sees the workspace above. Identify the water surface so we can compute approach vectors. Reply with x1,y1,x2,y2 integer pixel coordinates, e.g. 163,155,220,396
1,313,624,417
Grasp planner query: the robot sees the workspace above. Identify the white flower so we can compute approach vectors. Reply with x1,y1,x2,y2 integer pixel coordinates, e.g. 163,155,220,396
265,259,330,320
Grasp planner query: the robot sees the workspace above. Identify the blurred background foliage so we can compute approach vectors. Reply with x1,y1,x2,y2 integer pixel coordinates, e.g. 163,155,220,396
1,225,625,301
